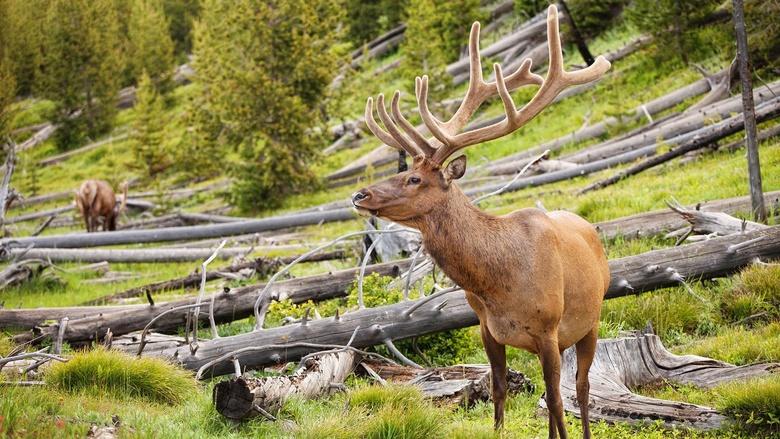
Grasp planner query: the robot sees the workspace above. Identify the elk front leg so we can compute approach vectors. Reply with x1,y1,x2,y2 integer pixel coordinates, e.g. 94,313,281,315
575,326,597,439
539,337,567,439
480,324,507,430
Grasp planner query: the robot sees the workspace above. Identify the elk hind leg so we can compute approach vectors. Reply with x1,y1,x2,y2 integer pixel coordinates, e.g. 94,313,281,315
480,324,507,430
575,326,597,439
539,337,567,439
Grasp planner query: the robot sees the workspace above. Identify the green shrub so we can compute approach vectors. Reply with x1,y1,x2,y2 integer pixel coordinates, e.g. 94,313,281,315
567,0,629,39
715,375,780,434
47,348,197,405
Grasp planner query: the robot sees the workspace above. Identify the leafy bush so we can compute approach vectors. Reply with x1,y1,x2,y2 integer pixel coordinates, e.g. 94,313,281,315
47,348,197,404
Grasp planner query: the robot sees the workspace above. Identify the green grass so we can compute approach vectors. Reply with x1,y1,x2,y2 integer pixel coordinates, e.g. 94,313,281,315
675,323,780,366
46,348,198,405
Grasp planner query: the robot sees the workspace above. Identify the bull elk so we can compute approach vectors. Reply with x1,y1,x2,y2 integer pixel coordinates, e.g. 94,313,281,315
75,179,128,232
352,6,610,438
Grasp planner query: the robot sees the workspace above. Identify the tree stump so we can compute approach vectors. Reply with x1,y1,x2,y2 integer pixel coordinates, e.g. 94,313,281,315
542,331,779,430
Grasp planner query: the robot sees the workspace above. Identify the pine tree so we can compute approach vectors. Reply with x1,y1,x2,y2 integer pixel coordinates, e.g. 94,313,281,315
131,71,169,178
399,0,451,102
162,0,200,58
195,0,345,211
0,0,16,138
626,0,721,65
128,0,176,94
41,0,125,149
2,0,47,96
174,95,223,182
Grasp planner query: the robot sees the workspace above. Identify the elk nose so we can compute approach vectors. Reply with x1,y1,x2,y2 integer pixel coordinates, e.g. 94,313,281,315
351,190,370,205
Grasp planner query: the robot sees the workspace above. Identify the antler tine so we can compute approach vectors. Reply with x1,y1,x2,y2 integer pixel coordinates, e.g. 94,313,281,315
376,94,424,158
365,96,420,157
390,91,437,157
429,4,611,164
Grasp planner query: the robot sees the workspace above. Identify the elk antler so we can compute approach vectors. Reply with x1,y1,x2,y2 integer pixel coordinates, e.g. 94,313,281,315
365,5,611,165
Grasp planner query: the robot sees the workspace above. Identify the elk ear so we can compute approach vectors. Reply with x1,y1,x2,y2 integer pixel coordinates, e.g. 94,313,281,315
443,155,467,184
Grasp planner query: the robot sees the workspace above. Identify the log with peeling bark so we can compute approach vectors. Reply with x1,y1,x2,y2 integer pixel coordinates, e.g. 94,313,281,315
578,99,780,194
9,259,412,339
38,133,129,167
466,97,780,198
82,250,347,305
120,227,780,376
563,80,780,164
595,190,780,239
665,200,767,236
543,331,779,430
1,208,357,249
482,71,723,174
214,350,359,420
358,361,534,407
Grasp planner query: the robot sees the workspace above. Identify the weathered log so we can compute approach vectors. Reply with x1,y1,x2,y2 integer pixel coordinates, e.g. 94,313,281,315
0,305,144,330
578,99,780,193
82,249,347,305
38,133,129,167
0,259,49,290
10,259,412,339
8,190,71,209
0,208,357,249
5,198,154,225
214,350,359,420
681,122,780,165
563,79,780,164
7,247,269,263
483,71,722,174
16,123,57,151
595,190,780,239
358,361,534,407
665,200,767,236
467,97,780,198
129,227,780,377
544,331,779,430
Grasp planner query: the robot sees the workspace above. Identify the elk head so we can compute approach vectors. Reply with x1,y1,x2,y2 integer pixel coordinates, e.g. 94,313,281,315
352,5,610,225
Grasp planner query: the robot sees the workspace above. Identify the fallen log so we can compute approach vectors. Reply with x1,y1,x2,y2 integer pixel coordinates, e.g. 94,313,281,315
563,79,780,164
82,249,347,305
545,331,779,430
358,361,534,407
0,304,144,330
578,99,780,193
5,198,154,225
466,96,780,198
10,259,413,338
483,71,723,174
680,122,780,165
7,247,269,263
595,190,780,239
0,208,357,249
665,200,767,236
214,350,359,420
38,133,129,167
130,227,780,377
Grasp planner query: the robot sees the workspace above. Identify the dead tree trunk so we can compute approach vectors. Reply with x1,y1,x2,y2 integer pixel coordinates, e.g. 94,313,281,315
214,350,359,420
358,362,534,407
1,209,356,249
545,331,779,430
665,200,767,236
578,99,780,193
82,250,346,305
125,227,780,377
9,259,412,339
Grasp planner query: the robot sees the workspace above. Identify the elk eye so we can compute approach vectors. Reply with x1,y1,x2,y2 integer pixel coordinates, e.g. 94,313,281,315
408,176,421,185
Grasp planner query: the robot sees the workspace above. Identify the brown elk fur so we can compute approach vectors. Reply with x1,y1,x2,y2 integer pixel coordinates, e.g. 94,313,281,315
353,6,612,438
74,180,127,232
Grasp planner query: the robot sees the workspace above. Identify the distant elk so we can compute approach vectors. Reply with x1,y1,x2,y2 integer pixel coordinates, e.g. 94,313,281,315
74,180,128,232
353,6,611,438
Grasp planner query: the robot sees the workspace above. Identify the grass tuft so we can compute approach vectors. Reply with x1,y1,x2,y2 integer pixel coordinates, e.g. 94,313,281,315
46,348,197,405
676,323,780,365
715,375,780,434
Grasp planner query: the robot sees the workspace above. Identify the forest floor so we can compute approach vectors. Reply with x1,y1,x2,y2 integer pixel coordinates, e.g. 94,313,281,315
1,15,779,439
